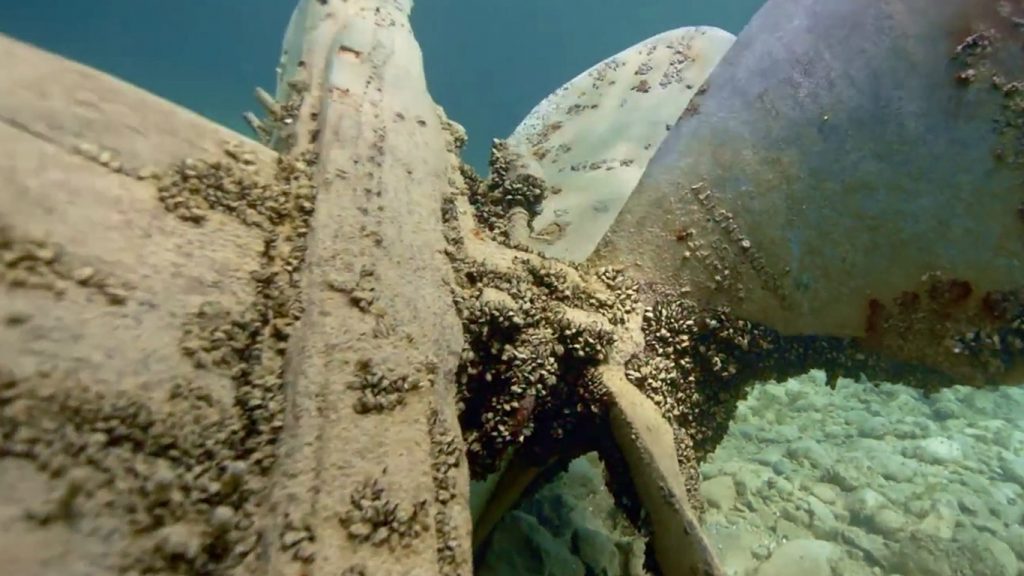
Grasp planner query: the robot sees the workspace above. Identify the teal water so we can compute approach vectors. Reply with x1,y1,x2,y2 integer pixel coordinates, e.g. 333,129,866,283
0,0,764,171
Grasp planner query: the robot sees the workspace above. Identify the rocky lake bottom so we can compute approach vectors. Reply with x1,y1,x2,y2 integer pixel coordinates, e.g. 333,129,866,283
481,371,1024,576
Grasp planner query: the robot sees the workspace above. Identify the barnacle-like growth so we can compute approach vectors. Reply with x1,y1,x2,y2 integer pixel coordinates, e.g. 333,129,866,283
340,475,431,549
466,139,553,246
452,257,618,477
448,155,631,479
441,130,726,574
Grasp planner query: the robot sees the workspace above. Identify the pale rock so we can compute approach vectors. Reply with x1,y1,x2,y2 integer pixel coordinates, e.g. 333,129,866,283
780,503,811,528
844,487,889,515
961,389,999,413
755,539,837,576
996,503,1024,527
913,437,963,464
856,416,889,439
731,423,759,441
706,522,768,576
994,430,1024,452
956,491,988,518
837,527,890,569
786,439,832,469
917,503,958,539
770,458,795,477
751,446,785,468
479,511,585,576
965,420,1006,442
809,482,840,505
976,534,1021,576
883,481,921,506
800,495,839,540
704,460,743,479
830,555,880,576
1001,455,1024,487
769,424,800,443
764,475,795,502
891,417,938,439
574,526,620,576
894,530,1019,576
874,454,918,483
791,397,826,413
825,456,881,491
795,370,828,388
1006,524,1024,560
988,482,1024,525
929,400,960,421
755,508,781,530
734,465,772,507
843,409,872,427
751,542,774,562
733,403,754,423
755,385,787,408
774,517,812,542
701,476,737,511
892,532,956,576
864,507,906,538
820,425,848,442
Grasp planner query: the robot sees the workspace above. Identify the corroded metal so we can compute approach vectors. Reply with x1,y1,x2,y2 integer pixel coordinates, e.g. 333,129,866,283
594,0,1024,385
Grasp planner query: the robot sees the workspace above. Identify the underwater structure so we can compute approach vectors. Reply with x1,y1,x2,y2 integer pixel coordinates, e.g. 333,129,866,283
1,0,1023,575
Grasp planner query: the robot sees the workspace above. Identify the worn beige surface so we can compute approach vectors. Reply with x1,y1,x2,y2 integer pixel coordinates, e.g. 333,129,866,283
0,1,472,571
0,33,269,576
266,1,472,575
605,369,725,576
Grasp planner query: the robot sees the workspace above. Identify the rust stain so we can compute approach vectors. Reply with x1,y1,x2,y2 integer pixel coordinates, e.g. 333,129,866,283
865,298,887,336
861,273,1024,386
982,289,1024,320
926,276,973,307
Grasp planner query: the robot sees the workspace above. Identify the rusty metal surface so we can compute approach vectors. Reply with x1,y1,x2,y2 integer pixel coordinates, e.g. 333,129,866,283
593,0,1024,384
